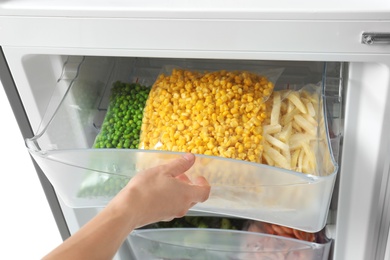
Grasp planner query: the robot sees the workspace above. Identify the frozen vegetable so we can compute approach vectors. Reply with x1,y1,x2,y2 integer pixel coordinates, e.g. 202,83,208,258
261,84,334,175
130,227,330,260
142,216,330,260
145,216,245,230
79,81,150,198
147,217,319,243
139,68,275,163
77,175,129,198
244,220,316,242
93,81,150,149
239,220,332,260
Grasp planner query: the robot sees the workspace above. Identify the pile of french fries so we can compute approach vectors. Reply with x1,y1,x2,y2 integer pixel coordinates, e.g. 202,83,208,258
261,86,334,176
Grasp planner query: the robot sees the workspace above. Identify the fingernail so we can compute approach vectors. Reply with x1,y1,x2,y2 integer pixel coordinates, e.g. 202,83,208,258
183,153,194,161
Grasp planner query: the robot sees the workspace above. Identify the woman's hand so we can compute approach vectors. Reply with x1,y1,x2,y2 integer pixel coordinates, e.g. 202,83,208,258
112,153,211,228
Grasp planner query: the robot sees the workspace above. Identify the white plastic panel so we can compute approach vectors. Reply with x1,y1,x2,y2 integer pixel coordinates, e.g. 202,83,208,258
0,17,389,57
334,62,390,260
0,0,389,20
1,51,66,133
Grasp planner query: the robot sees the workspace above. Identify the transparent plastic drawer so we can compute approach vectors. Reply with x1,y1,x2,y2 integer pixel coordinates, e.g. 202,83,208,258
128,228,332,260
25,56,342,232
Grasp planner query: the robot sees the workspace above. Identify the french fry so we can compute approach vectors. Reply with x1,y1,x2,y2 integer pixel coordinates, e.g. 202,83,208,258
291,149,300,170
282,149,291,169
280,102,287,114
319,140,334,175
310,141,320,174
297,148,305,172
264,144,291,170
294,114,317,136
265,134,289,151
306,101,316,117
281,107,300,125
287,92,307,114
270,92,281,125
292,120,303,133
262,153,275,166
289,134,315,150
263,124,282,135
277,122,292,142
302,142,316,168
303,90,320,105
302,153,311,173
286,98,295,112
303,113,318,126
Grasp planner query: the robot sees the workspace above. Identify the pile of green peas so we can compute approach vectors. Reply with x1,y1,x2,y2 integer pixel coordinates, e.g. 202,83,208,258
94,81,150,149
77,175,130,198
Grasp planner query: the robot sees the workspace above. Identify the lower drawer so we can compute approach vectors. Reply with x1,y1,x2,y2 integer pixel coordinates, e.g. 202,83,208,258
128,217,331,260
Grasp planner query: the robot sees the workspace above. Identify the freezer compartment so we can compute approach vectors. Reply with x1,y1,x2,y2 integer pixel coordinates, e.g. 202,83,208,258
128,228,331,260
25,56,342,232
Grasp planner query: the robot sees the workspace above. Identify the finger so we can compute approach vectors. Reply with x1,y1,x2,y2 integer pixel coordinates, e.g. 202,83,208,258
193,176,209,187
161,217,175,222
162,153,196,177
175,173,191,183
189,180,211,203
187,201,197,210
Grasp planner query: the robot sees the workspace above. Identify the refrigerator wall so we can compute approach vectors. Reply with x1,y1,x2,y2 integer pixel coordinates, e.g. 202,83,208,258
1,2,390,259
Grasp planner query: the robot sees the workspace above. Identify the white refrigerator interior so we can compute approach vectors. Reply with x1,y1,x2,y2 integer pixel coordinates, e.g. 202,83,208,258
0,1,390,260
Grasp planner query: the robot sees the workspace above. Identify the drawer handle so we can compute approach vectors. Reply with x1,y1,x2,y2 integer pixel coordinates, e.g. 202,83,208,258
361,32,390,45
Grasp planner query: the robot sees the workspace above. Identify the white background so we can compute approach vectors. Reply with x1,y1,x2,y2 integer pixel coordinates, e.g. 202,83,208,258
0,82,63,259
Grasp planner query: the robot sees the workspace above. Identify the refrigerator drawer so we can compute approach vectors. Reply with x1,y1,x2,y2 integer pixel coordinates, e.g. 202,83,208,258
25,56,342,232
128,228,331,260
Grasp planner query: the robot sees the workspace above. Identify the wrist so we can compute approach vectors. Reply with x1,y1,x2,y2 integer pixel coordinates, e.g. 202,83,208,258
106,184,142,232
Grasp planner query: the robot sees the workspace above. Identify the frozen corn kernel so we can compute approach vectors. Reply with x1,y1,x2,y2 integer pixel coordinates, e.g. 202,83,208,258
139,69,273,163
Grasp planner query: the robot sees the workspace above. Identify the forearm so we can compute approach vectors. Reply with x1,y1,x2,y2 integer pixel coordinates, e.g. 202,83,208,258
43,188,137,260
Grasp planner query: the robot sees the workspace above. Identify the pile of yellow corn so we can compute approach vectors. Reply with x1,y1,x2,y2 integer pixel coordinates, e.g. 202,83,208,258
139,68,275,163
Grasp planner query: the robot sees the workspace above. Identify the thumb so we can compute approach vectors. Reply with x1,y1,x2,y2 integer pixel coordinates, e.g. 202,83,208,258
163,153,196,177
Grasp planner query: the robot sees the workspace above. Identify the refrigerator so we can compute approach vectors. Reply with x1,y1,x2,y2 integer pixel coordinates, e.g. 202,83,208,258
1,1,390,259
